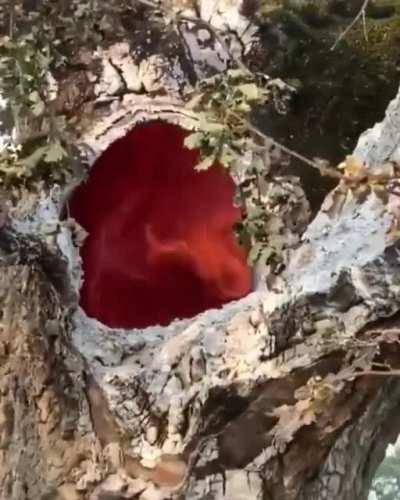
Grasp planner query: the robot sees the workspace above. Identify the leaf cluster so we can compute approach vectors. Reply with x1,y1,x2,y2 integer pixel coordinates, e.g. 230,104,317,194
0,139,69,188
183,69,280,172
0,22,71,187
183,69,294,266
0,34,54,121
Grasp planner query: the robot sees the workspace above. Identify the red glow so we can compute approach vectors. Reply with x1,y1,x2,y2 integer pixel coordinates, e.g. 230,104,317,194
69,121,251,328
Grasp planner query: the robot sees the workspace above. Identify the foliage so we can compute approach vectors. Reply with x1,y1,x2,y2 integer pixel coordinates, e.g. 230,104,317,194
0,140,69,188
0,0,121,187
0,22,71,186
183,70,294,265
0,34,56,128
2,0,396,269
0,0,185,187
183,69,285,173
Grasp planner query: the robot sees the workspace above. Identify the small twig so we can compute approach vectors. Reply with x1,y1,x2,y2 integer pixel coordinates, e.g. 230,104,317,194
362,8,368,43
340,369,400,379
0,189,9,230
229,110,342,179
134,0,161,8
330,0,370,51
9,0,16,39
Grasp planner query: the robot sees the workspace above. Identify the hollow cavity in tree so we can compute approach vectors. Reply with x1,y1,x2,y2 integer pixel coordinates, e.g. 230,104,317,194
69,120,252,329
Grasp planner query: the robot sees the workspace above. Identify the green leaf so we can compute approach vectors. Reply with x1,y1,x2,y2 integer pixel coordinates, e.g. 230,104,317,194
28,90,40,102
248,242,263,264
199,112,225,133
248,242,274,265
237,83,259,101
44,142,67,163
219,146,236,167
203,122,225,133
252,156,265,173
184,132,203,150
195,155,214,171
260,246,275,262
236,100,251,113
0,36,11,47
31,99,45,116
246,205,264,220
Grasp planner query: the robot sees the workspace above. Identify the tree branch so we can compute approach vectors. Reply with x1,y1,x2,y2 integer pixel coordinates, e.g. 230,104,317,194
331,0,370,51
229,110,343,179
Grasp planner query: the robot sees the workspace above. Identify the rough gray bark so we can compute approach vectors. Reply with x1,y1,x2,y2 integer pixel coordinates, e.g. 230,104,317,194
2,1,400,499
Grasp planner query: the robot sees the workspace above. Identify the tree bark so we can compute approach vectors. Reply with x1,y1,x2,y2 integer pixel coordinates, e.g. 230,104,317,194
2,1,400,499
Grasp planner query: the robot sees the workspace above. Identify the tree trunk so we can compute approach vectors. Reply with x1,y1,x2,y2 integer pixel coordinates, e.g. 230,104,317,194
1,1,400,499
